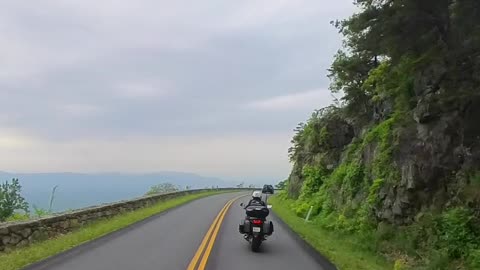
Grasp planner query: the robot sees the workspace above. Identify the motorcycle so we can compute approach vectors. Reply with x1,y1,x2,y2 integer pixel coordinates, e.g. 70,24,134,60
238,203,274,252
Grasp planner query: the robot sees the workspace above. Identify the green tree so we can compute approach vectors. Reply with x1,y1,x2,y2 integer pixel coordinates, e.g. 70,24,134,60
275,179,288,190
0,178,29,222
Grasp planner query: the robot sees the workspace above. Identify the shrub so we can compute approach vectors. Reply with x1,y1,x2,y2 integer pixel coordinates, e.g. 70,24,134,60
145,183,179,195
300,165,328,199
294,202,311,218
32,205,51,218
424,249,450,270
0,178,29,222
393,259,407,270
6,212,30,222
435,207,479,259
467,249,480,269
341,161,365,198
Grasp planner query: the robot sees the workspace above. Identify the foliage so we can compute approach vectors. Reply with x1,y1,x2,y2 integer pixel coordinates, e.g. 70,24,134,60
32,205,51,218
467,249,480,269
285,107,480,267
328,50,374,117
284,0,480,268
0,179,29,222
270,195,392,270
288,106,341,163
318,126,330,147
393,259,407,270
145,183,179,195
300,165,328,199
5,213,30,222
367,178,384,205
275,179,288,190
434,208,480,259
294,202,311,218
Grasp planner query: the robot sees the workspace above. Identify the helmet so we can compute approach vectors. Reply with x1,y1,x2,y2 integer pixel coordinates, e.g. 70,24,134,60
252,191,262,199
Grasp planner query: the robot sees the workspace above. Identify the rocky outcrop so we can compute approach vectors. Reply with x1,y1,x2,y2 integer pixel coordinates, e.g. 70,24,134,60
374,93,480,224
323,117,355,150
0,188,242,253
287,90,480,226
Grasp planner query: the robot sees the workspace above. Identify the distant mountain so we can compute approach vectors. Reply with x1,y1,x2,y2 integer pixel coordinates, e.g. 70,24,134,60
0,171,236,212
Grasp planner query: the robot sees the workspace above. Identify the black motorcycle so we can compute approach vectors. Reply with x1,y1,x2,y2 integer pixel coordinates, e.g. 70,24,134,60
238,203,274,252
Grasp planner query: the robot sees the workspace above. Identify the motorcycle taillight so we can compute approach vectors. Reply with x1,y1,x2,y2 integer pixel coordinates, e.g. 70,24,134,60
252,219,263,225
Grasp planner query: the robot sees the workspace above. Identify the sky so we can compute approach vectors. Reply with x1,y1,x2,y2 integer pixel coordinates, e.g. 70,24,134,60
0,0,355,182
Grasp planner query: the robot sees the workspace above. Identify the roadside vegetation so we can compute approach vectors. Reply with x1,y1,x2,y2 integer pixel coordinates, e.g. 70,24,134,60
0,190,226,270
145,182,180,195
270,194,391,270
0,179,30,222
0,179,192,222
276,0,480,269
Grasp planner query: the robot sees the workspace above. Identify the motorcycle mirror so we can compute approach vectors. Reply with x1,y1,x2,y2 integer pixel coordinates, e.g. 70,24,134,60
267,205,272,209
240,203,244,207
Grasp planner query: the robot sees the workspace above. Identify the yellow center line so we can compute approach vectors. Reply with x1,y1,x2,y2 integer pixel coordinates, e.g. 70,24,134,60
186,201,230,270
197,197,235,270
187,194,245,270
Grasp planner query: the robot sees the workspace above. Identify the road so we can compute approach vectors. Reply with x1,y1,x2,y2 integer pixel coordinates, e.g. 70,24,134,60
25,192,334,270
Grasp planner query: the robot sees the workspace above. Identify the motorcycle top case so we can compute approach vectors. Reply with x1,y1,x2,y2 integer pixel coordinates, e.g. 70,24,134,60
245,205,269,219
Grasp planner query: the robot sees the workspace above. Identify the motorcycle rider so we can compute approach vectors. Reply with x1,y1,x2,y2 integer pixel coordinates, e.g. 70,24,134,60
241,190,273,241
244,191,266,208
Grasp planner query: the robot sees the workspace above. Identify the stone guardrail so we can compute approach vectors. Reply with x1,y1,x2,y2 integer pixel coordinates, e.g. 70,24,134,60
0,188,253,253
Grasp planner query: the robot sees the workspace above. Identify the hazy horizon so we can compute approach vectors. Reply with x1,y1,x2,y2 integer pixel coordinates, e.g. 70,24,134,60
0,171,268,211
0,1,355,180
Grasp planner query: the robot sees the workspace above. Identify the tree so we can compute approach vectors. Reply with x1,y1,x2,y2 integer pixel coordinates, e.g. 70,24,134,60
236,182,244,188
275,180,288,190
0,178,29,222
145,183,179,195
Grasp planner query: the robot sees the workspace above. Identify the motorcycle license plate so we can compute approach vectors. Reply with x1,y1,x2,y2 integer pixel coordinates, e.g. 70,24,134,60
252,227,261,232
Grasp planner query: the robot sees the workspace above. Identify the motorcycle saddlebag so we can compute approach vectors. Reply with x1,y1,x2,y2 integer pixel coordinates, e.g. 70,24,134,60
239,219,251,234
263,221,274,235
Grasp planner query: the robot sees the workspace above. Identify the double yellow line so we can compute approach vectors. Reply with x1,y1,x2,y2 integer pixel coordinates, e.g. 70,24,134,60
187,194,245,270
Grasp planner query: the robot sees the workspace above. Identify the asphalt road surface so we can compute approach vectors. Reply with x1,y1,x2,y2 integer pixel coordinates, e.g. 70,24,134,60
25,192,334,270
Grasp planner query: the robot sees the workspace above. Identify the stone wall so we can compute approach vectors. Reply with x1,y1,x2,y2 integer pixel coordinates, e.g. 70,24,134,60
0,188,245,253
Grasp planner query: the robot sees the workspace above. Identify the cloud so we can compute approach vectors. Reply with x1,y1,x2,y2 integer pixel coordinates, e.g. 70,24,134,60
60,104,104,116
245,89,334,111
0,0,356,178
114,81,172,99
0,129,37,150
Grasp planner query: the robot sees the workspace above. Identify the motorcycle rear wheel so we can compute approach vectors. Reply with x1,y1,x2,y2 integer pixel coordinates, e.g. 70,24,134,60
251,236,262,252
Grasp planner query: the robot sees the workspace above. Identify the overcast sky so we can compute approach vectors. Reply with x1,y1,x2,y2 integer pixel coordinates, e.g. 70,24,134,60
0,0,355,181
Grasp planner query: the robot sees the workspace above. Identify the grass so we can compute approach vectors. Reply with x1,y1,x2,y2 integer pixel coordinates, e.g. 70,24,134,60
270,195,393,270
0,190,229,270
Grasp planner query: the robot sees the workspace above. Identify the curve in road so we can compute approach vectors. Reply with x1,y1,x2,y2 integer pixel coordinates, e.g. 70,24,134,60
24,192,334,270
